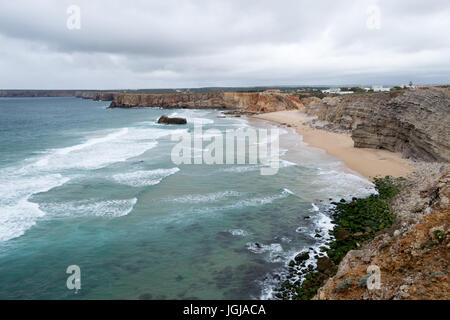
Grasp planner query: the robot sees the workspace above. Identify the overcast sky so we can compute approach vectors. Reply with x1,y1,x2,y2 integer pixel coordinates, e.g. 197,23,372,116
0,0,449,89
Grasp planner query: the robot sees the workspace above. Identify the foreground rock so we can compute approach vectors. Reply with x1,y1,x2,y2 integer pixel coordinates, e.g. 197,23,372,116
157,115,187,125
315,163,450,300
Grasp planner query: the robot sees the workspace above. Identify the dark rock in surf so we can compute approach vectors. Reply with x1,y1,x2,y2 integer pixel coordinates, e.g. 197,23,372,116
157,115,187,125
316,257,336,275
294,251,310,263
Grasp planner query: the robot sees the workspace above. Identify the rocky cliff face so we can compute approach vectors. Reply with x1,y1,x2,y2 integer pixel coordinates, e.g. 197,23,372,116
315,163,450,300
0,90,78,97
109,92,304,112
304,88,450,162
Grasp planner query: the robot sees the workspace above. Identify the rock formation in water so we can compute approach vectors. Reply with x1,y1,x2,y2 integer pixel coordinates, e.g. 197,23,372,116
157,115,187,125
303,87,450,162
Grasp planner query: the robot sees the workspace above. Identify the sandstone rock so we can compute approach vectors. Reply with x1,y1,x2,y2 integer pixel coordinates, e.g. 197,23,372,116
109,91,304,112
316,257,336,275
303,87,450,162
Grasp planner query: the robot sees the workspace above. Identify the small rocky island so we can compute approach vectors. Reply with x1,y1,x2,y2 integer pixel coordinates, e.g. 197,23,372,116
157,115,187,125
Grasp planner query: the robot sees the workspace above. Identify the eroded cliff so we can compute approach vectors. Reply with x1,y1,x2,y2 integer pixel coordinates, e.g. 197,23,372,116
108,92,304,112
303,87,450,162
315,164,450,300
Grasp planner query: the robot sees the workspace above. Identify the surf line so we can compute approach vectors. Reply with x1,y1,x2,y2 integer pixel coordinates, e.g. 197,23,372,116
171,122,280,175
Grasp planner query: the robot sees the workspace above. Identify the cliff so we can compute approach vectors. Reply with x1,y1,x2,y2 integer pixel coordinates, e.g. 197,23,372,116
303,87,450,162
0,90,78,97
75,91,117,101
315,164,450,300
108,92,304,112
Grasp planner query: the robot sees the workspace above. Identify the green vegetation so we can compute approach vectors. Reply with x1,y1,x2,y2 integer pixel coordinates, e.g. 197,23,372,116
340,87,366,93
326,176,398,264
276,176,400,300
434,230,445,243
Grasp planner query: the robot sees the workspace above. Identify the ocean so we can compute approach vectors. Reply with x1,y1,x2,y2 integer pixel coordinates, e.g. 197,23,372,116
0,97,375,299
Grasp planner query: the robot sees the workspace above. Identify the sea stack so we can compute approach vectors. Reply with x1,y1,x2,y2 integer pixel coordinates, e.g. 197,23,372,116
157,115,187,125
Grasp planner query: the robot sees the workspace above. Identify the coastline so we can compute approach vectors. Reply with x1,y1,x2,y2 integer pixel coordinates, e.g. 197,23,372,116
251,110,415,180
251,110,449,300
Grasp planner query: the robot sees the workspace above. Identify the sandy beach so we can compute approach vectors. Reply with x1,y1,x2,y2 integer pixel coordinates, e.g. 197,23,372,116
253,110,414,180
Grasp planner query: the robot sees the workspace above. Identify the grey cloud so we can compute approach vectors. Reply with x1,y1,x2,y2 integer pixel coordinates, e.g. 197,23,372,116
0,0,449,89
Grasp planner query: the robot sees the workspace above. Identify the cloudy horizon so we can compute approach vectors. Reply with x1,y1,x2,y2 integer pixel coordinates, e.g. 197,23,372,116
0,0,449,89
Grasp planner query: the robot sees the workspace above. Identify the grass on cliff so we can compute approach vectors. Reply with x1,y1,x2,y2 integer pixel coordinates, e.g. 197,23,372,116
290,176,400,300
326,176,399,264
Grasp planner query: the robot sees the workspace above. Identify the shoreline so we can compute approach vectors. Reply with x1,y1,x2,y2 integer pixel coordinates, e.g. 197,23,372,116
251,110,415,180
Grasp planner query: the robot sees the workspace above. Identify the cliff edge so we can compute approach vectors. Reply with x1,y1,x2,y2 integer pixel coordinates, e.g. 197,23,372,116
315,163,449,300
108,91,304,113
303,87,450,162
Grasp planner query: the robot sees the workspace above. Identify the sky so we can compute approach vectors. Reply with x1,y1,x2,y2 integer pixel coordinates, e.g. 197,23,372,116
0,0,449,89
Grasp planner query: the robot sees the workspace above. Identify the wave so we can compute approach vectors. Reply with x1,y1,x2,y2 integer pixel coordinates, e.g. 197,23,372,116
27,127,183,171
0,173,70,242
221,159,296,173
314,168,375,199
246,242,289,263
227,229,249,237
39,198,137,218
225,190,292,210
168,110,214,125
112,167,180,187
155,189,294,227
168,190,243,203
0,125,186,242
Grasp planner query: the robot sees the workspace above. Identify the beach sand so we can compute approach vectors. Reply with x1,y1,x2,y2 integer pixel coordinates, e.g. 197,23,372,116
252,110,414,180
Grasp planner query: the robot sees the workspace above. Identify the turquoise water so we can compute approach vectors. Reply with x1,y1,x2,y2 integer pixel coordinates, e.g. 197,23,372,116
0,97,374,299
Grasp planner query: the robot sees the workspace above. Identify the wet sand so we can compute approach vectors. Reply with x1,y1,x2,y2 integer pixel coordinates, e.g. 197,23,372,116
252,110,414,180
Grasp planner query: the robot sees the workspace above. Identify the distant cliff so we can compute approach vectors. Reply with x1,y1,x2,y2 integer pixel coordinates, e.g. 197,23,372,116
108,92,304,113
0,90,117,100
75,91,117,101
303,87,450,162
0,90,79,97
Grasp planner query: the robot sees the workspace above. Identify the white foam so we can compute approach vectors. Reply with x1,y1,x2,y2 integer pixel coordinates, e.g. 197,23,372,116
169,190,242,203
0,125,187,242
246,242,285,263
55,128,129,156
112,167,180,187
168,110,214,125
314,168,375,199
39,198,137,218
282,188,295,195
221,160,296,173
246,242,283,254
227,191,291,210
0,173,70,242
28,128,170,171
227,229,249,237
192,118,214,125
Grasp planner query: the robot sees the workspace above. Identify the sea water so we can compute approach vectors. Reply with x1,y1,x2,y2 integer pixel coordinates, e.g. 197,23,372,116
0,97,374,299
